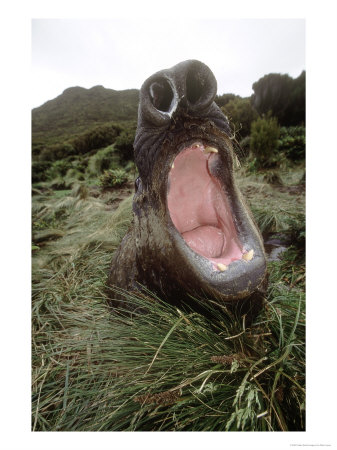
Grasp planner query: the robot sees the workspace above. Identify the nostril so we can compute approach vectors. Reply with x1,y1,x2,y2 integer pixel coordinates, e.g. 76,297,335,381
185,61,217,110
149,78,174,113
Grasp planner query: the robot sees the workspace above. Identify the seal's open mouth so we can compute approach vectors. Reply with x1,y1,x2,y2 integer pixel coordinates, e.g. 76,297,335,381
168,142,247,271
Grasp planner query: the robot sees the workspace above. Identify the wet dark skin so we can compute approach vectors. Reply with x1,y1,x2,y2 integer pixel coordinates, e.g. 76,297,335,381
107,60,267,314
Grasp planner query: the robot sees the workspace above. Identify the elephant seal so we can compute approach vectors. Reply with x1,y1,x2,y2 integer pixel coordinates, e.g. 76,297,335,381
107,60,267,311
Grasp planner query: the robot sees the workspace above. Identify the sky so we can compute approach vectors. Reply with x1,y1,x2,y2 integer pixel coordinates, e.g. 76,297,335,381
31,18,305,108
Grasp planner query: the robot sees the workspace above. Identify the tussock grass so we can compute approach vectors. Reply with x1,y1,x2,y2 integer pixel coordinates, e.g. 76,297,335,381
250,206,305,236
32,249,305,431
236,172,305,235
32,178,305,431
32,189,132,271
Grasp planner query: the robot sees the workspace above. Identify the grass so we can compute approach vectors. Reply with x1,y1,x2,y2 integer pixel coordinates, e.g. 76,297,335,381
236,165,305,235
32,170,305,431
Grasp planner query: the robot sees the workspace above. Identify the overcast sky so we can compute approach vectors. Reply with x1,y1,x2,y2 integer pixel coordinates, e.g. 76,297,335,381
31,18,305,108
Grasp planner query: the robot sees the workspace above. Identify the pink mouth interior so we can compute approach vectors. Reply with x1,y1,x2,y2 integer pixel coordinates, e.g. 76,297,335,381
167,144,243,269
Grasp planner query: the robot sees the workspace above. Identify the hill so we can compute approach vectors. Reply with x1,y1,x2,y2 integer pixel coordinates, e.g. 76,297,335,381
32,85,139,151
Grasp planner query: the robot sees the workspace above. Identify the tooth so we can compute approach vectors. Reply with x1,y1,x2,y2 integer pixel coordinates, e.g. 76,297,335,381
242,249,254,261
217,263,228,271
204,146,218,154
171,162,175,169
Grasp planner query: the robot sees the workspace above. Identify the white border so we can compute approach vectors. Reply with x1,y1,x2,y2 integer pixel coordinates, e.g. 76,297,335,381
1,1,337,449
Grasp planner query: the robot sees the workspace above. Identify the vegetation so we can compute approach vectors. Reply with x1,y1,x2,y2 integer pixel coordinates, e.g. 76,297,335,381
278,126,305,161
252,71,305,127
114,127,136,162
71,123,123,155
249,115,280,169
32,130,135,186
215,93,238,108
221,97,258,138
242,123,305,172
99,168,129,189
86,145,120,177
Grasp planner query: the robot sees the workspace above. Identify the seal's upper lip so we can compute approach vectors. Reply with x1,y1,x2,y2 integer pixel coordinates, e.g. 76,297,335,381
167,142,256,272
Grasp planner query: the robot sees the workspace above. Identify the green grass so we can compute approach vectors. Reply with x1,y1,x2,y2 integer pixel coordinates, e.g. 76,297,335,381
236,166,305,236
32,172,305,431
32,251,305,431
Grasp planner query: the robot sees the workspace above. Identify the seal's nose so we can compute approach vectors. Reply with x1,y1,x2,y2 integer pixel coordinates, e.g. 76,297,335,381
140,60,217,126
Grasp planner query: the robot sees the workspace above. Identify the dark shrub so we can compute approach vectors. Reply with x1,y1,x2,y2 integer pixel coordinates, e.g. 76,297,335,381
252,71,305,127
278,126,305,161
99,169,128,189
215,93,238,108
32,161,52,182
39,143,75,162
222,98,258,138
250,115,280,168
114,128,136,162
72,124,122,154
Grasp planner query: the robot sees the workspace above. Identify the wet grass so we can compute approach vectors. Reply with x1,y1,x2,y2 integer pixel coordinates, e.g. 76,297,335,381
32,170,305,431
237,165,305,236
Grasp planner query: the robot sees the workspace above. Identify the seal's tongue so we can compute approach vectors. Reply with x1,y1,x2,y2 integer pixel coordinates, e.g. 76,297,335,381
167,143,243,268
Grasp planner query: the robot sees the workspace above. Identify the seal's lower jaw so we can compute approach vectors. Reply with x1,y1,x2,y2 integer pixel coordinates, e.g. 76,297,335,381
167,142,265,294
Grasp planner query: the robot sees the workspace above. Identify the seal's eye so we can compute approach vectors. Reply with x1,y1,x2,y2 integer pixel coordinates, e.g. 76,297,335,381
135,177,142,192
149,79,174,113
